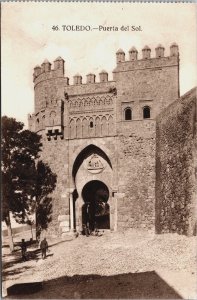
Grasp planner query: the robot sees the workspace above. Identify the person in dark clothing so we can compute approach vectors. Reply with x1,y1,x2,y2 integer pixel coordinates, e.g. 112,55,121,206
40,237,48,259
21,239,27,261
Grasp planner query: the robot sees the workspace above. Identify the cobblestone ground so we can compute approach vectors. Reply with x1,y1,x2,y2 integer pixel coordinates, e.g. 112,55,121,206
2,230,197,299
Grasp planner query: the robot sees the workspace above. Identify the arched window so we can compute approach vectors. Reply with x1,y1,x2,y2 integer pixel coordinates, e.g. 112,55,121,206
143,106,151,119
125,108,132,120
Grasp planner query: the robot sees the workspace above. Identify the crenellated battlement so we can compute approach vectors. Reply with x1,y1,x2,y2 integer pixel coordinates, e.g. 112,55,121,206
27,41,194,239
34,43,178,87
113,44,179,80
30,42,180,141
33,56,69,86
115,43,179,63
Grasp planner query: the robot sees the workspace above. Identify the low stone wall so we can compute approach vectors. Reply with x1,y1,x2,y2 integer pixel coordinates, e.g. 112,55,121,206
156,88,197,235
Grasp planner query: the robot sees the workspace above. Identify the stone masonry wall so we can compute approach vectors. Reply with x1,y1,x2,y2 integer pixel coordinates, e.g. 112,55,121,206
117,120,156,230
38,135,116,235
114,56,179,123
38,135,70,236
156,88,197,236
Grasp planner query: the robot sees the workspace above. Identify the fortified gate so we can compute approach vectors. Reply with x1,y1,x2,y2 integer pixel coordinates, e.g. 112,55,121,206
28,43,188,236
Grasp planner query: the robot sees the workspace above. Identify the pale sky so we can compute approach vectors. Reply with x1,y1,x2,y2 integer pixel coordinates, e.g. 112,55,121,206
2,2,197,127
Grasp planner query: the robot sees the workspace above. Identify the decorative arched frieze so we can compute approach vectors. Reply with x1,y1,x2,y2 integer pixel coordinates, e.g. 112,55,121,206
89,117,94,137
95,116,101,136
76,118,82,138
82,117,88,138
101,116,108,136
70,118,76,139
108,115,114,135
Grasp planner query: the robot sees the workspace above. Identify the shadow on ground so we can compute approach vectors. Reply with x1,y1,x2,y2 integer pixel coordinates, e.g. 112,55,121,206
2,239,72,280
6,271,182,299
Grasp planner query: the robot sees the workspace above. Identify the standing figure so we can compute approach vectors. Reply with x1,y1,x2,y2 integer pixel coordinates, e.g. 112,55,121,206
21,239,27,261
40,237,48,259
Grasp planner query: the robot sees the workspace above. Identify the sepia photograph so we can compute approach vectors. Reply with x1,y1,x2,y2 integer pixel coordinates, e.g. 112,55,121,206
1,2,197,299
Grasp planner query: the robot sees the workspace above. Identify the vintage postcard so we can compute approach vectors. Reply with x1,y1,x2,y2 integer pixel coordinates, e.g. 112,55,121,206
1,1,197,299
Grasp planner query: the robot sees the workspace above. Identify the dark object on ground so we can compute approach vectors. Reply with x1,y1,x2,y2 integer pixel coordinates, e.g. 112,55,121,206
7,282,43,296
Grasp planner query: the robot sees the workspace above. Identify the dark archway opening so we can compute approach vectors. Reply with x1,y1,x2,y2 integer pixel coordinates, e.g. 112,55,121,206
82,180,110,230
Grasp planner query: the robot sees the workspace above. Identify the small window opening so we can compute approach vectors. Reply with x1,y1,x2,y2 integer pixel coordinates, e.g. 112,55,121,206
143,106,151,119
125,108,132,120
90,121,94,128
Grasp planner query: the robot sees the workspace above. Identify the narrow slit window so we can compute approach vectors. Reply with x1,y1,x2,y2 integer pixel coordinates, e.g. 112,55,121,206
90,121,94,128
125,108,132,120
143,106,151,119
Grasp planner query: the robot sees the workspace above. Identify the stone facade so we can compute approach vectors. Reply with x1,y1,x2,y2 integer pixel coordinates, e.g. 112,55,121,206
156,88,197,236
28,43,196,236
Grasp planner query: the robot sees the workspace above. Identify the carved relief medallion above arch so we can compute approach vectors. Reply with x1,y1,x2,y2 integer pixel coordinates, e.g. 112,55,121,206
86,154,105,174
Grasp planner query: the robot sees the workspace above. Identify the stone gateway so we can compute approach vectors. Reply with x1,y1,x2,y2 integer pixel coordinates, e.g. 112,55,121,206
28,43,197,237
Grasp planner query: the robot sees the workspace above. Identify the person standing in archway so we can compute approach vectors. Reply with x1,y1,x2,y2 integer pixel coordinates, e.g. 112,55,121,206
88,202,96,234
82,203,90,236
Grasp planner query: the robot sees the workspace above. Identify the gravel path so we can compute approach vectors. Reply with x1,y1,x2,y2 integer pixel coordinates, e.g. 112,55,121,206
2,230,197,299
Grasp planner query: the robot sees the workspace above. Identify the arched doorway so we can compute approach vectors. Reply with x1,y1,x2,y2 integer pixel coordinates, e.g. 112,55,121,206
82,180,110,230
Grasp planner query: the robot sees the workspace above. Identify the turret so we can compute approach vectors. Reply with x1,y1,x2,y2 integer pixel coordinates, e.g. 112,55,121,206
41,59,51,72
73,73,82,85
86,73,96,84
99,70,108,82
142,45,151,59
33,65,41,80
116,49,125,63
170,43,179,56
155,44,165,58
129,47,138,61
54,56,65,71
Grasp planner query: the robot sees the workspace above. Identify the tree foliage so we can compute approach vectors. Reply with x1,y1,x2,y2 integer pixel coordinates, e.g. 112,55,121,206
1,116,57,247
35,161,57,238
2,116,42,223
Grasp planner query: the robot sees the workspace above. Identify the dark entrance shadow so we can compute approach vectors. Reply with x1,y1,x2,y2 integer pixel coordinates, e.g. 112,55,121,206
82,180,110,231
6,271,183,299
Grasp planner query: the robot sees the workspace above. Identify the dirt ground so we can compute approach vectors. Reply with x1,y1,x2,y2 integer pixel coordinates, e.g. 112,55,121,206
2,229,197,299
